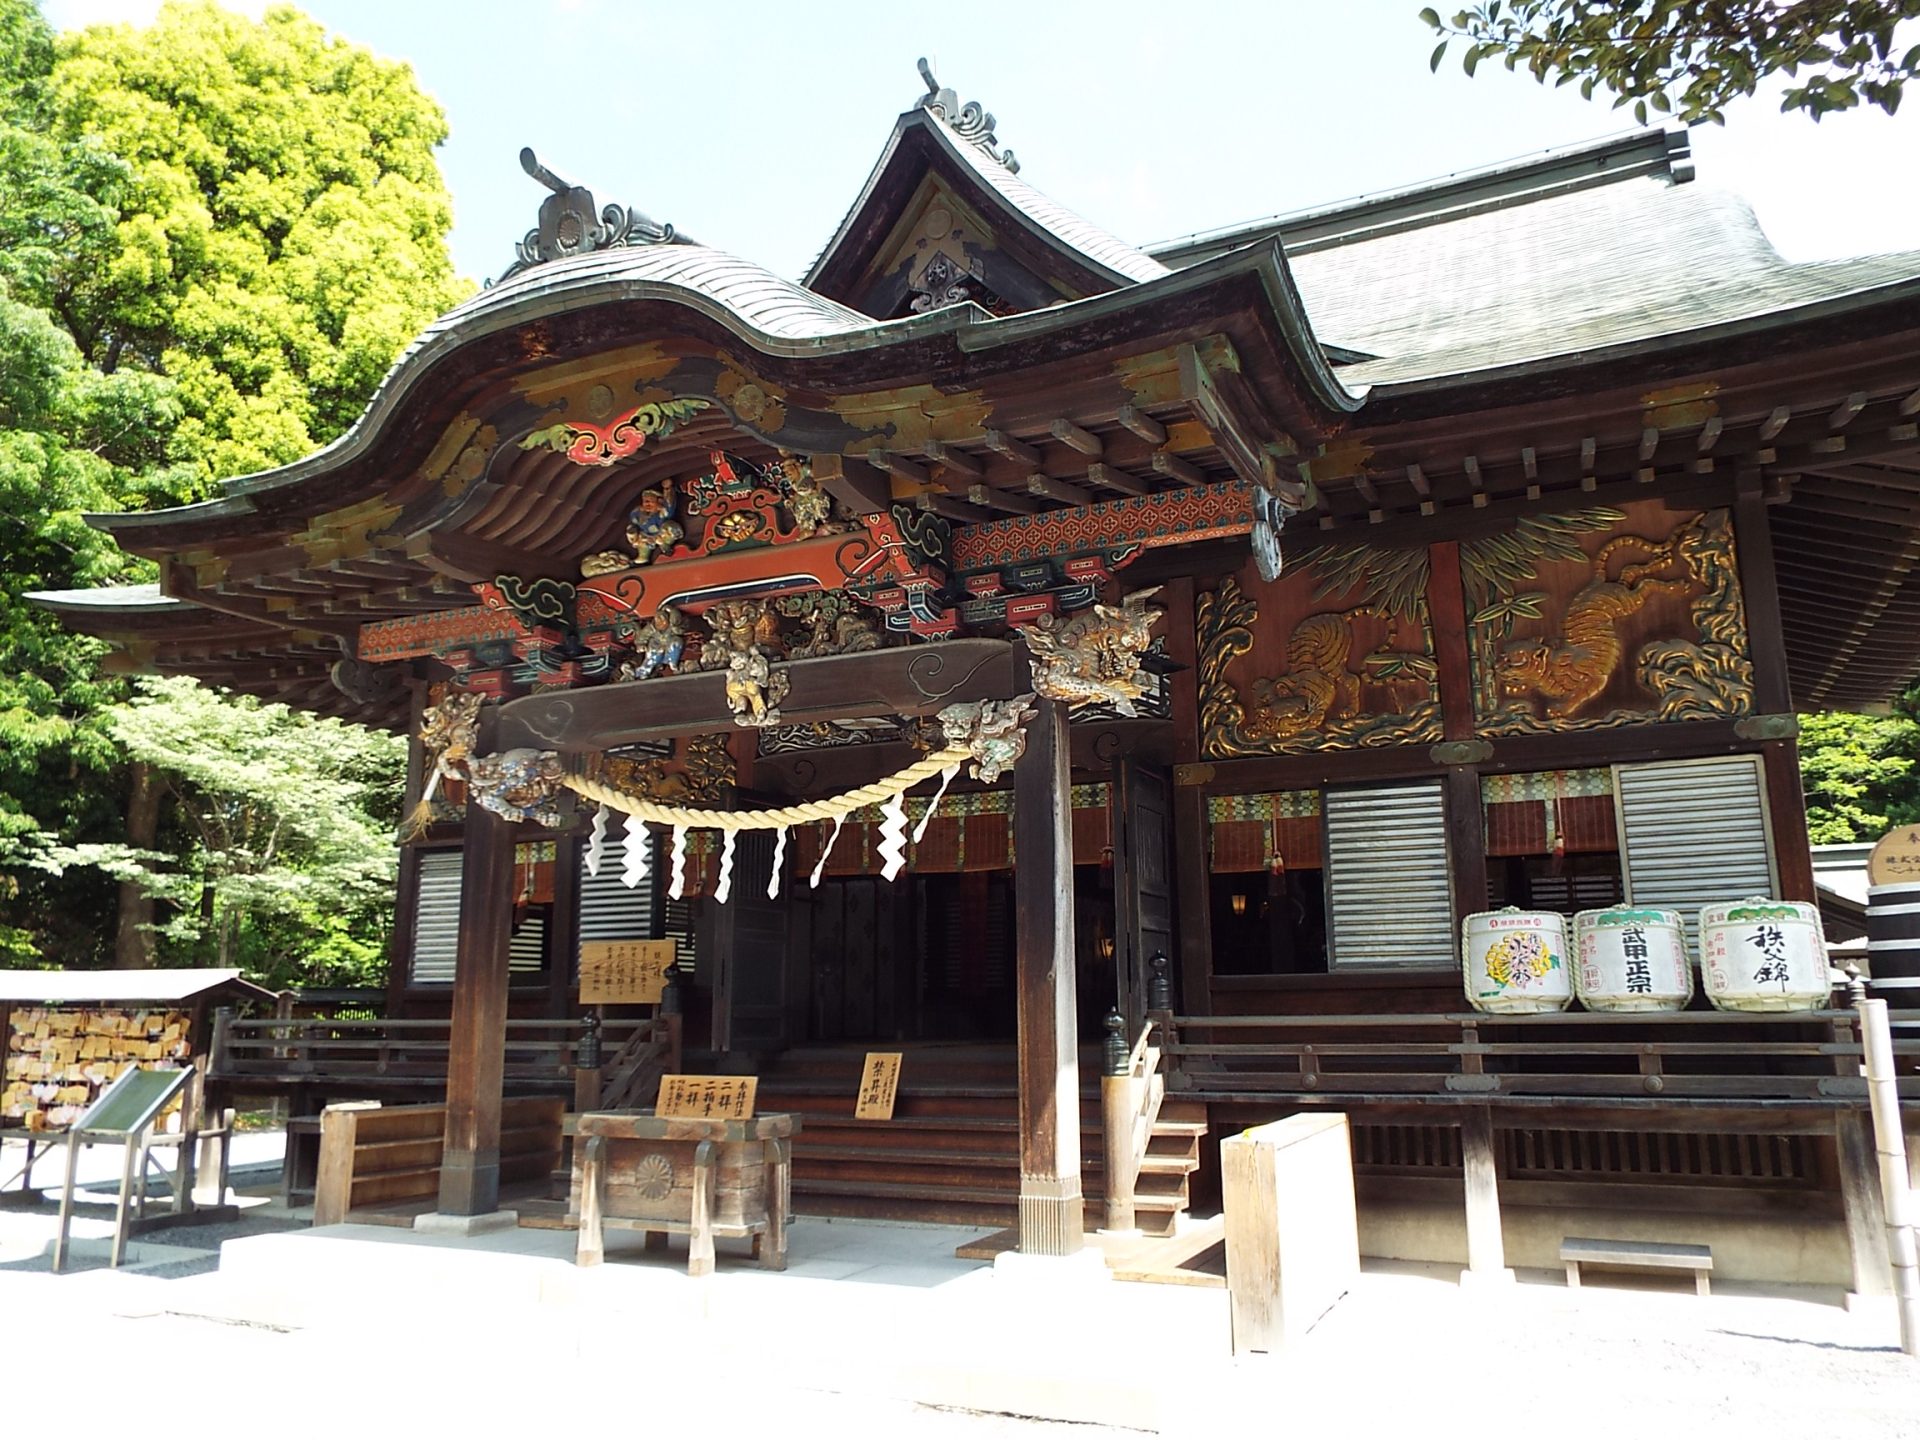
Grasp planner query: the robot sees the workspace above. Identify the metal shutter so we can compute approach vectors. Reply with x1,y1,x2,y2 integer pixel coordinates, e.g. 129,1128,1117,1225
1615,755,1776,946
1324,780,1454,968
410,846,549,982
508,912,546,974
577,827,657,971
409,848,463,984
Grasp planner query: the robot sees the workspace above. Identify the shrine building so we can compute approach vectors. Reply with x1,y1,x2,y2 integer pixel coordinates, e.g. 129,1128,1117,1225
35,64,1920,1287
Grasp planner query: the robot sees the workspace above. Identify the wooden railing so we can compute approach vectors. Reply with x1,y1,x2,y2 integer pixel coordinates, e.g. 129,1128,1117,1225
1159,1009,1920,1105
1101,1013,1165,1232
582,1013,683,1111
209,1014,649,1090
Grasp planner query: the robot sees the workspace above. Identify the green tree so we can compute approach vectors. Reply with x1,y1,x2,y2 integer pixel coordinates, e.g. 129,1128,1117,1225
0,0,463,972
1796,705,1920,843
44,0,468,488
1424,2,1920,123
38,676,406,983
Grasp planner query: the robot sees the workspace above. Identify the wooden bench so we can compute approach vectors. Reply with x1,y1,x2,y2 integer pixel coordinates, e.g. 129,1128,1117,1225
312,1097,563,1226
1561,1236,1713,1296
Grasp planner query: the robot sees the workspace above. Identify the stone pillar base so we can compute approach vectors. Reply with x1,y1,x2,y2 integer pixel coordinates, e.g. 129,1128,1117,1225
413,1209,519,1237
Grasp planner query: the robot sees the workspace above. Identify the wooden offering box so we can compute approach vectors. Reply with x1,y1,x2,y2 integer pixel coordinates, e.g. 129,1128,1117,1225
571,1111,796,1277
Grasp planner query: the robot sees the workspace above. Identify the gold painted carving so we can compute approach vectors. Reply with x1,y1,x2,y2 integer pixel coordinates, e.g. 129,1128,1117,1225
577,732,732,805
1197,555,1442,759
1471,507,1751,734
1023,588,1164,718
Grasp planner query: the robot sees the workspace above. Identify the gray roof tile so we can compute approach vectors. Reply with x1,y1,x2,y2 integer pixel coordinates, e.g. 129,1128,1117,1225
1287,177,1920,386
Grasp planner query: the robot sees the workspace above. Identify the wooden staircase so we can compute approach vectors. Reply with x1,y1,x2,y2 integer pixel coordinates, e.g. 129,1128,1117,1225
757,1046,1207,1235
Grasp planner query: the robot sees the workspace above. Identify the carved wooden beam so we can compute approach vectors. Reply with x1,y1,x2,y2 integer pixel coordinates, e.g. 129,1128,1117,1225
494,638,1018,752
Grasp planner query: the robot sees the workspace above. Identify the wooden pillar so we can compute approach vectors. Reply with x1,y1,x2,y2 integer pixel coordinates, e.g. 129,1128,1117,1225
1460,1107,1508,1281
1161,577,1213,1016
1445,768,1489,925
1733,475,1815,903
548,832,582,1018
437,796,516,1217
1013,679,1085,1257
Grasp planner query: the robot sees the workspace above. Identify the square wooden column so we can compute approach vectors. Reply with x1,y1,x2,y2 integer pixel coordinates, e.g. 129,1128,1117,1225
1012,685,1084,1257
437,797,516,1217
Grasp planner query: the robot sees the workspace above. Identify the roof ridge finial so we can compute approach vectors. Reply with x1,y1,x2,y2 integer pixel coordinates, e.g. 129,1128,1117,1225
915,58,1019,175
493,148,686,285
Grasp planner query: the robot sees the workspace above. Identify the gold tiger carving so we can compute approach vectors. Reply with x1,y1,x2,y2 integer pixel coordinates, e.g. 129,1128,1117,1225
1496,521,1703,718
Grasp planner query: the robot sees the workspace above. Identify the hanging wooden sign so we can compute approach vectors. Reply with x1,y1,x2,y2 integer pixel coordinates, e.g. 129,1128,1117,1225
655,1074,757,1120
579,939,677,1005
1869,826,1920,886
855,1051,903,1120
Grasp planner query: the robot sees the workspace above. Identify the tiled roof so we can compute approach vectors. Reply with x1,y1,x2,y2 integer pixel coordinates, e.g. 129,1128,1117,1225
1290,177,1920,387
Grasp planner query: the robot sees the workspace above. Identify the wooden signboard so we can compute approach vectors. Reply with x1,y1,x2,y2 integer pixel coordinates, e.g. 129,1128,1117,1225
579,939,676,1005
1869,826,1920,887
655,1074,757,1120
855,1052,903,1120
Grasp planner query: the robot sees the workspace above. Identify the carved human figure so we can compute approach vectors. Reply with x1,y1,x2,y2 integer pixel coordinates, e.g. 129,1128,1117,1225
624,485,685,564
620,606,686,681
777,455,840,536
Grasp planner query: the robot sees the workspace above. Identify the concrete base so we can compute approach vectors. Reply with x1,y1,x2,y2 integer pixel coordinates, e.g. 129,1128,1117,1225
993,1245,1112,1284
1458,1266,1517,1289
413,1209,519,1237
1845,1290,1899,1318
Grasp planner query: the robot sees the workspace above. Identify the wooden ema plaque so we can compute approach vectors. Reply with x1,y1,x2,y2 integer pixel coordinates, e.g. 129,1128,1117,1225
855,1052,903,1120
579,939,676,1005
1870,826,1920,887
655,1074,757,1120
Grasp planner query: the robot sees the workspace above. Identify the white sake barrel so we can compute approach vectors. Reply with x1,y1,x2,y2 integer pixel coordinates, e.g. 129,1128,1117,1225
1699,898,1830,1013
1463,908,1573,1014
1573,906,1692,1013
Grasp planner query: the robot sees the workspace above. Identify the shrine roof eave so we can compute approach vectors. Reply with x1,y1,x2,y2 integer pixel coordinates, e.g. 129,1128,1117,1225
84,238,1360,555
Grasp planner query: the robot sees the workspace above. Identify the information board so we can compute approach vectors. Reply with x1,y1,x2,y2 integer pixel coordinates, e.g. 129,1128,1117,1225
655,1074,757,1120
580,939,677,1005
855,1052,903,1120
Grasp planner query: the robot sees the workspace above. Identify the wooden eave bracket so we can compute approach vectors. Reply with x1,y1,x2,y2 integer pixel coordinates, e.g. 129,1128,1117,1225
1177,343,1309,509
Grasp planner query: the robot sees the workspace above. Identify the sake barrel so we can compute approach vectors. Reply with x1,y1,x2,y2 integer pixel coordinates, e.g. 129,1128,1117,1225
1572,906,1693,1013
1866,882,1920,985
1462,908,1573,1014
1699,898,1830,1013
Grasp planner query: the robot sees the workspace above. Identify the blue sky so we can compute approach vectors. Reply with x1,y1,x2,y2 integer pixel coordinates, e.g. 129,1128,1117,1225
44,0,1920,288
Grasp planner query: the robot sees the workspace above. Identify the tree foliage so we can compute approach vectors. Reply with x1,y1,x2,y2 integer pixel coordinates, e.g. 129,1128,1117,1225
36,677,406,985
43,0,468,487
0,0,461,976
1796,701,1920,844
1424,1,1920,124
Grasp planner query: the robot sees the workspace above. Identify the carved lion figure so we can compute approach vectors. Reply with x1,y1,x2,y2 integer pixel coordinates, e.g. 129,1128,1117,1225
1021,587,1164,717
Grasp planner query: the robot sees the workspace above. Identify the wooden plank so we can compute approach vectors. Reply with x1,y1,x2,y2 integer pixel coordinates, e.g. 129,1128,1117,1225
313,1104,368,1227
